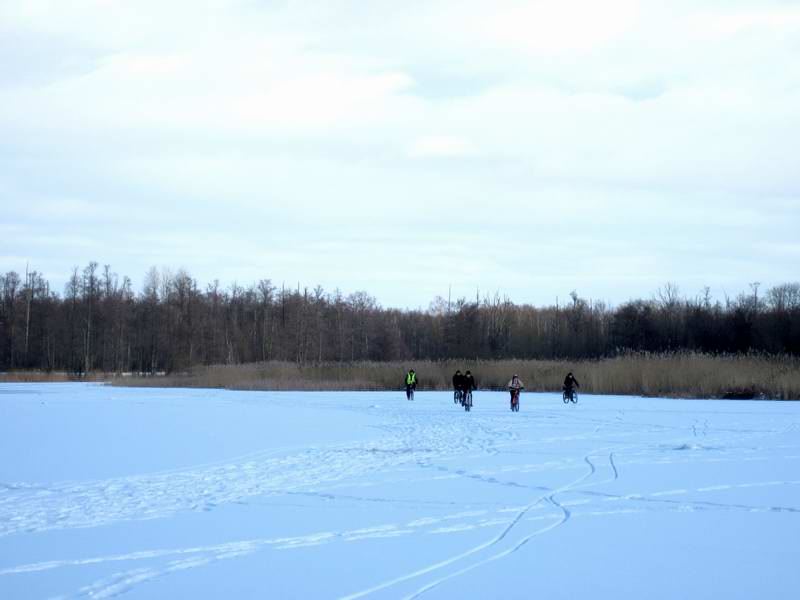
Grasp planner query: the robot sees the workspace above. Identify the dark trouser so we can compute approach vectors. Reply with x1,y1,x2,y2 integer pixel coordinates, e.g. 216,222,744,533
406,385,415,399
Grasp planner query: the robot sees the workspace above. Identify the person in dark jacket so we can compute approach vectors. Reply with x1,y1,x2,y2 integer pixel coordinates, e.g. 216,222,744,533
452,370,465,403
563,372,579,392
463,371,476,393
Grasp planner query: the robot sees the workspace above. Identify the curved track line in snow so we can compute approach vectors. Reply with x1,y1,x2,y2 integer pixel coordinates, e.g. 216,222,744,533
9,482,796,583
402,514,568,600
7,484,798,598
401,454,598,600
575,452,620,491
340,447,607,600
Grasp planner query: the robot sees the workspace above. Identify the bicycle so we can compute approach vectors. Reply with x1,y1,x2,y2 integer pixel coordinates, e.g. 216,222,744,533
454,389,463,404
562,387,578,404
509,388,521,412
463,389,473,412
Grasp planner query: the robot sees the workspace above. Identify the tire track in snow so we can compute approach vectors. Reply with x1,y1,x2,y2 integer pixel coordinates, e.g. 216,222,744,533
8,479,796,581
8,481,798,600
339,448,607,600
399,456,597,600
574,452,619,491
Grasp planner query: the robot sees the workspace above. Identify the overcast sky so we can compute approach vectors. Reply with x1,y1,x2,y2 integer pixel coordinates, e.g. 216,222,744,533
1,0,798,308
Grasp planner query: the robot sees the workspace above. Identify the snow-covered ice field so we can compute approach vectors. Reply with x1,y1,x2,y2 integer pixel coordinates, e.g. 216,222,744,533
1,383,799,599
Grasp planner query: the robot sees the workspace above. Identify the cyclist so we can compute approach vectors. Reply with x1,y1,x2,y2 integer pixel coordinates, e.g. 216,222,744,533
463,370,476,408
563,372,579,400
463,370,476,395
507,374,524,410
405,369,417,400
452,369,465,404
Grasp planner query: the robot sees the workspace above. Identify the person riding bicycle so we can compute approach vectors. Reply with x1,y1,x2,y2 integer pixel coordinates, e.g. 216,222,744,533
452,369,465,403
563,372,579,394
405,369,417,400
463,371,476,395
507,374,524,405
462,370,476,407
562,372,579,402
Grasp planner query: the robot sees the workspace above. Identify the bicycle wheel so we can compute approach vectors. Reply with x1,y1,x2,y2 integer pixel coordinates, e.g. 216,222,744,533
562,391,569,404
571,391,578,404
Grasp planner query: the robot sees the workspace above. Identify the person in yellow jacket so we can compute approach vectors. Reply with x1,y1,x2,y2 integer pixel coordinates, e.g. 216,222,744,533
405,369,417,400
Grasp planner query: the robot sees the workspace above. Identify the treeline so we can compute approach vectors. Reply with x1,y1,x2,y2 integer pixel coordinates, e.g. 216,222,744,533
1,263,799,373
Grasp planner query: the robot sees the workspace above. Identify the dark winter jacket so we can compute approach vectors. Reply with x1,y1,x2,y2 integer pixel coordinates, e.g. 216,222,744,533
463,374,476,391
452,372,465,390
563,374,579,389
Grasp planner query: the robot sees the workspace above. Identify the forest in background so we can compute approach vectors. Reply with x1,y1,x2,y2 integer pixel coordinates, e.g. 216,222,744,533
1,262,799,375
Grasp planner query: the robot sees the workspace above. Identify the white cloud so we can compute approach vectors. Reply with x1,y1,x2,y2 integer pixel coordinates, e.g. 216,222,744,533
406,135,478,158
471,0,641,55
691,6,800,39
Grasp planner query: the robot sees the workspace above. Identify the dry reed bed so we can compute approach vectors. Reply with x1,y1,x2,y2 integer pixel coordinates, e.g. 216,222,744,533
0,371,105,383
107,354,800,399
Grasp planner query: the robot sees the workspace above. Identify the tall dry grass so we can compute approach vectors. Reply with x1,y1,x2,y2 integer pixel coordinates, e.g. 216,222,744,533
0,371,105,383
108,353,800,399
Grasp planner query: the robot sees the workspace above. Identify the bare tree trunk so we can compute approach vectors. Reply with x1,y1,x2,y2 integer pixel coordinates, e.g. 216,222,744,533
24,264,31,364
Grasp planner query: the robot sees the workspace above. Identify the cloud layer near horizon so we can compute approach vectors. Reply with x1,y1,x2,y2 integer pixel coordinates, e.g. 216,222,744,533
1,0,798,307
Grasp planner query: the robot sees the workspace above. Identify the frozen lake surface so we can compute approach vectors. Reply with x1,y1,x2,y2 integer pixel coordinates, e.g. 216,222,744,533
1,383,799,599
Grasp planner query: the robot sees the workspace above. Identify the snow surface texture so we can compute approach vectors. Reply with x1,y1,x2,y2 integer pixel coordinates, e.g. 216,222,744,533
1,383,799,599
